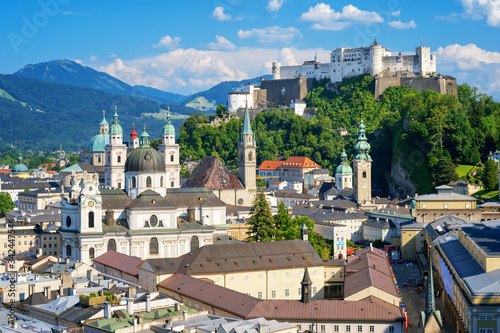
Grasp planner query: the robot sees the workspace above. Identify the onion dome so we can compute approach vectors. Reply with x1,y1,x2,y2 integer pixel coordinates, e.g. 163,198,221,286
354,118,372,161
12,156,28,174
162,109,175,135
109,109,123,135
130,123,138,139
335,149,353,175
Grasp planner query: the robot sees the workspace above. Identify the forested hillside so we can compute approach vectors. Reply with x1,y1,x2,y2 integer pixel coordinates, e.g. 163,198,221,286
178,75,500,196
0,75,184,152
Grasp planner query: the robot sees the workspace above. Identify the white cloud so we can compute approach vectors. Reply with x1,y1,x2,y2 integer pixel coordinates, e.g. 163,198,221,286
300,3,383,30
437,43,500,100
436,44,500,63
153,35,181,49
210,6,232,21
88,47,329,95
89,55,98,62
388,20,416,29
459,0,500,26
267,0,285,12
238,26,301,44
206,35,237,51
390,10,400,17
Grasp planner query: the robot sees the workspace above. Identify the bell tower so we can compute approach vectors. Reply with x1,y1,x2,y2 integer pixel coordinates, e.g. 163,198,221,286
238,101,256,191
353,116,372,204
105,107,127,189
158,108,180,188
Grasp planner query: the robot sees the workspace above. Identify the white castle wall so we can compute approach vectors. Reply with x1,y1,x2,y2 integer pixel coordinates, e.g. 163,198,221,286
276,43,436,82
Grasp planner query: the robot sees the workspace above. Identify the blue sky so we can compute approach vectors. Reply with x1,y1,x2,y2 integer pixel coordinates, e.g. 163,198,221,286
1,0,500,98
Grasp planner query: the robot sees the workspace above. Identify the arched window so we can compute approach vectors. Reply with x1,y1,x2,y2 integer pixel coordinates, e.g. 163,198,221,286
160,176,163,187
98,156,101,164
362,171,367,178
66,245,72,257
146,176,152,188
88,211,94,228
150,237,159,255
66,216,71,228
190,236,200,251
117,156,121,163
170,155,174,162
107,239,116,252
89,247,95,259
132,176,136,188
149,215,158,228
248,151,253,161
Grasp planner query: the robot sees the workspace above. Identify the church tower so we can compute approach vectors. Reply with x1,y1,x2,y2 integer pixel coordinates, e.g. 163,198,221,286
335,149,353,190
238,101,256,191
158,108,180,188
105,108,127,189
353,117,372,204
129,123,139,149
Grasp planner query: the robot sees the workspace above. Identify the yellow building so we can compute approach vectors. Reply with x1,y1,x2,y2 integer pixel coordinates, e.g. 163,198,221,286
400,223,426,260
429,220,500,333
226,223,250,241
412,185,481,222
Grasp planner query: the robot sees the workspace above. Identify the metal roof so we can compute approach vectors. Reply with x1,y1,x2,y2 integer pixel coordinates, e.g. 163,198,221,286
93,250,143,276
145,239,323,275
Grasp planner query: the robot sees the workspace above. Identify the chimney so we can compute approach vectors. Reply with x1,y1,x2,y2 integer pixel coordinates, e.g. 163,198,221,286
183,309,188,321
370,243,373,252
128,286,136,297
146,294,151,312
44,286,51,300
104,301,112,319
108,281,115,291
127,298,134,315
187,206,195,223
258,323,263,333
70,282,77,296
174,303,183,312
98,277,103,287
65,257,70,264
59,285,64,297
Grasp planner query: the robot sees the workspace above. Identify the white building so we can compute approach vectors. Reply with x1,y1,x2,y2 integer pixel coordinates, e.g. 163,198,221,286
273,40,436,82
290,99,306,116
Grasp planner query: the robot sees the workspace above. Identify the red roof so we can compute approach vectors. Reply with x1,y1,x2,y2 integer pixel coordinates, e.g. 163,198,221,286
269,180,283,185
258,160,284,171
93,250,143,277
279,156,320,169
39,163,56,168
0,169,11,173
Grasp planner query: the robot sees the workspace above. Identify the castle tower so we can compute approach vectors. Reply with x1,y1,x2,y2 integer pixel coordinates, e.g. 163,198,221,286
335,149,353,190
129,123,139,149
370,39,384,76
238,101,256,191
104,108,127,189
420,249,443,332
301,267,312,303
353,117,372,204
416,46,435,77
158,108,180,188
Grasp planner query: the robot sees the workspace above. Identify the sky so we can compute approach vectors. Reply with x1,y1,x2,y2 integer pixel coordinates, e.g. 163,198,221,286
1,0,500,99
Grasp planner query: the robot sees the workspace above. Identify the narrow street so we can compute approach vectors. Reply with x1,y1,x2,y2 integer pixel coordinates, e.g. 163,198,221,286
390,261,454,333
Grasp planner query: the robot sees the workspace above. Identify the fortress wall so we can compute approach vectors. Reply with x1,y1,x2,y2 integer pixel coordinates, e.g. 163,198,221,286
375,76,458,99
260,77,314,107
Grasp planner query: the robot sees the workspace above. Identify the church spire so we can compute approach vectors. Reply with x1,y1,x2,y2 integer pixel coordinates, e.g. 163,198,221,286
420,247,443,330
301,266,312,303
354,115,372,161
240,99,253,138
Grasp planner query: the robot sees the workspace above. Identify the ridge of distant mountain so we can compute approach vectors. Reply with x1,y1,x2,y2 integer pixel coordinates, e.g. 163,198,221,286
14,59,187,105
182,75,273,110
0,74,185,152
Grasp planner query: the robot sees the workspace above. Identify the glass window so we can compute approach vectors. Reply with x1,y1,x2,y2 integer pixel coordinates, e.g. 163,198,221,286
132,177,136,188
89,247,95,259
358,326,362,332
150,237,159,255
146,176,152,188
369,326,374,332
149,215,158,227
271,290,276,298
321,325,326,332
285,289,289,297
389,326,394,332
346,325,351,332
66,216,71,227
258,292,262,299
66,244,71,256
334,325,339,332
88,211,94,228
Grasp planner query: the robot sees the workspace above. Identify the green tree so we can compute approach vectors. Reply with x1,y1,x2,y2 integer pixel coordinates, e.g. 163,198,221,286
247,192,275,242
483,159,499,191
0,192,14,214
215,104,227,118
180,165,190,179
432,157,459,186
256,178,266,188
274,203,297,240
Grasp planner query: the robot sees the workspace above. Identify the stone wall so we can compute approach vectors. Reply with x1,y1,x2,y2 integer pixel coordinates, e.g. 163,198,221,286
374,76,458,99
260,77,314,107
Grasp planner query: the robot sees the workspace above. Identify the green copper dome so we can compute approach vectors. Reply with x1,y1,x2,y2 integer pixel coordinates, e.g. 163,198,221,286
110,111,123,135
139,126,151,148
88,133,110,152
100,114,109,126
162,110,175,135
335,149,353,175
12,156,28,173
125,147,165,173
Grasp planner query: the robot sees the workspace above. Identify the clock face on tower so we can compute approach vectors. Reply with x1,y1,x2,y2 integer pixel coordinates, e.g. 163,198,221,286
88,201,95,207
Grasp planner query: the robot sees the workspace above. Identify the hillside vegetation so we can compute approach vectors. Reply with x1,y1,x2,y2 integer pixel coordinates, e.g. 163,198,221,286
179,75,500,196
0,75,185,152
